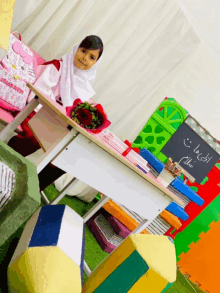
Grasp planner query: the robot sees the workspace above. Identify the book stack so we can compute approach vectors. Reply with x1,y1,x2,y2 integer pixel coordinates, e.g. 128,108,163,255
98,130,150,174
0,162,16,211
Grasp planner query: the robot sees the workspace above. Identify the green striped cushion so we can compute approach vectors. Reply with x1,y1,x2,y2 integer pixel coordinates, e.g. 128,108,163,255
94,250,149,293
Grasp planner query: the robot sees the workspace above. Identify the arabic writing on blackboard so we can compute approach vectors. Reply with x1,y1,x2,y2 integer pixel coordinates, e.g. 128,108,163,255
179,138,213,168
162,122,219,184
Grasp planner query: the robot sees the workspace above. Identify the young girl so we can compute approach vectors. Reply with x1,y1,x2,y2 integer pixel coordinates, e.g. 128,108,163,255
8,35,104,191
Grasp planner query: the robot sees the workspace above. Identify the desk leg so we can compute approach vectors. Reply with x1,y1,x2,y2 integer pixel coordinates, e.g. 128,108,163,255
83,195,109,223
35,129,78,174
131,219,149,234
0,98,39,142
84,260,92,276
41,191,50,204
50,177,79,205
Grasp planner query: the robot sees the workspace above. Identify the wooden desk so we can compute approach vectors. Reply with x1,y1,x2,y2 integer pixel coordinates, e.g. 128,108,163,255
25,83,183,204
0,83,184,275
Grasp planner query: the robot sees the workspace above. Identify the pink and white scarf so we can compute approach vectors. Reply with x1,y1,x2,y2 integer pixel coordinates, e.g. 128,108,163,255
60,42,103,108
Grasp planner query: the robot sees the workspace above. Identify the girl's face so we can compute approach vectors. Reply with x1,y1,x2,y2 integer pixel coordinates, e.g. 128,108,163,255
74,47,100,70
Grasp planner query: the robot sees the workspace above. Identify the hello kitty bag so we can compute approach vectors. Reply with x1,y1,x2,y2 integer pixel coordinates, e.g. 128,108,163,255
0,32,37,111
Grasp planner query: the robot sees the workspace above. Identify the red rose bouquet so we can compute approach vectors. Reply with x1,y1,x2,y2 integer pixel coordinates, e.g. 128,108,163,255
66,99,111,134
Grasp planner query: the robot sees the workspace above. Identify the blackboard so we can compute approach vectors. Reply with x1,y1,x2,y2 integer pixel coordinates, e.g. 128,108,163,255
161,122,219,184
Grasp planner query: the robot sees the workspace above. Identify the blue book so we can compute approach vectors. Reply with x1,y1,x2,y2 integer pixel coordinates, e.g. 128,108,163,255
139,148,164,173
140,148,204,206
166,202,189,221
171,177,204,206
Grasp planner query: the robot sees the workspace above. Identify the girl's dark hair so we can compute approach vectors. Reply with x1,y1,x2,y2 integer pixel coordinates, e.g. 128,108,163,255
79,35,103,60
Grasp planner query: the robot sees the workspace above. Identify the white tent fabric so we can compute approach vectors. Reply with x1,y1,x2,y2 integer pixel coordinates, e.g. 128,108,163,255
167,0,220,141
12,0,203,140
12,0,220,198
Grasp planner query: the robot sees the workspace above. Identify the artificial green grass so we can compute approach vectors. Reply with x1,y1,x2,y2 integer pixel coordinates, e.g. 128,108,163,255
0,184,204,292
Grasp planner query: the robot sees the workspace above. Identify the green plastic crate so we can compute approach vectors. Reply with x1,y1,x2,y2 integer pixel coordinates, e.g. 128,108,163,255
132,98,188,163
133,117,171,156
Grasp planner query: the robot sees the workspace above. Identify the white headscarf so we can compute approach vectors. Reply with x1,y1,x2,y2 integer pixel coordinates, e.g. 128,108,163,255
60,42,103,108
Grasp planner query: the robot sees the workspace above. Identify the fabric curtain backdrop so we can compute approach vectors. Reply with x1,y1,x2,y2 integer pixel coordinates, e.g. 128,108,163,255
11,0,203,197
12,0,203,140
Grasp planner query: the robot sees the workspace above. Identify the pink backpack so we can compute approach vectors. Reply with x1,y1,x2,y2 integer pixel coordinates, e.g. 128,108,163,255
0,32,38,112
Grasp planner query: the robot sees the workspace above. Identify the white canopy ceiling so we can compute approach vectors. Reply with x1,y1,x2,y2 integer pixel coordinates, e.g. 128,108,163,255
166,0,220,140
177,0,220,54
10,0,220,141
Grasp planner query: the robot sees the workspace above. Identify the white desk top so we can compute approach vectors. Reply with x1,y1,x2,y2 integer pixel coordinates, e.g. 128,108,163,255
52,133,172,220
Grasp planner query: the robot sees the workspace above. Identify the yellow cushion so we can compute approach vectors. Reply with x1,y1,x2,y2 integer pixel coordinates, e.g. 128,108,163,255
82,236,136,293
8,247,81,293
128,269,168,292
130,235,176,283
